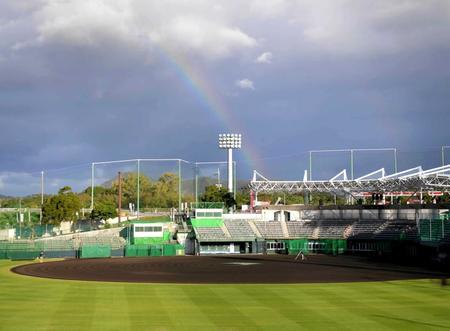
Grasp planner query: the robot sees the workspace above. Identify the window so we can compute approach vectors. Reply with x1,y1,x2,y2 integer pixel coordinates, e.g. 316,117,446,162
266,242,285,250
134,226,162,232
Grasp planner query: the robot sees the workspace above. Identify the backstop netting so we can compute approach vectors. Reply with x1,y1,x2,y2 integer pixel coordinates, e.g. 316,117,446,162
92,159,195,213
194,162,236,202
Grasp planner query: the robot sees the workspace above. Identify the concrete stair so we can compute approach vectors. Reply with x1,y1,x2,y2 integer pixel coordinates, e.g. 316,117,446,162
248,221,262,238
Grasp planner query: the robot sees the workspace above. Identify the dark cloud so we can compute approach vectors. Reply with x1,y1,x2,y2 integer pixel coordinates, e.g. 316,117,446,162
0,1,449,195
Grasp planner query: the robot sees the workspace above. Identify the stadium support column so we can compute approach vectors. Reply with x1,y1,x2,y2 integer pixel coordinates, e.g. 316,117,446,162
228,148,233,192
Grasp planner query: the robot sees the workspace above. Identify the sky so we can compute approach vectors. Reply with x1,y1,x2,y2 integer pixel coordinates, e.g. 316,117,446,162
1,0,450,195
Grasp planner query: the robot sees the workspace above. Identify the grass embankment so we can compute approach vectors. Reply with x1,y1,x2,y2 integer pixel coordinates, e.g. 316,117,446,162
0,260,449,331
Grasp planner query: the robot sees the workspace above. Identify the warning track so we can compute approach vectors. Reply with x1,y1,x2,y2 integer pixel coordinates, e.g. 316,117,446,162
11,255,445,284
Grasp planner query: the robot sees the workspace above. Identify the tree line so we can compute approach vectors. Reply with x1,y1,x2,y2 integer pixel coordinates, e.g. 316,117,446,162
1,171,449,225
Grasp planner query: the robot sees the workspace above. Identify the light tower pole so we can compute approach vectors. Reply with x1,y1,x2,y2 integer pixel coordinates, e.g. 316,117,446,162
218,134,242,193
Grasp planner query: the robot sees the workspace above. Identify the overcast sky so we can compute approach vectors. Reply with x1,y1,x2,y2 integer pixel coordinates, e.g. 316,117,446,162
1,1,450,195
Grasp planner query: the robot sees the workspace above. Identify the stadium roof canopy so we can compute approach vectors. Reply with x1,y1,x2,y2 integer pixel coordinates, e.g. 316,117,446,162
249,165,450,195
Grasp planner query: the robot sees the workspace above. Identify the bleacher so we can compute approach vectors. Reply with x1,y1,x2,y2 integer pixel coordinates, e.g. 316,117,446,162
254,221,284,239
224,220,256,238
286,221,317,238
317,220,352,239
35,227,127,249
373,220,418,241
349,220,385,240
35,240,75,251
194,227,229,241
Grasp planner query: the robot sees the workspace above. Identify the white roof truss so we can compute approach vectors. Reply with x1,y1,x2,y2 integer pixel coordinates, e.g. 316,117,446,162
249,165,450,194
356,168,385,181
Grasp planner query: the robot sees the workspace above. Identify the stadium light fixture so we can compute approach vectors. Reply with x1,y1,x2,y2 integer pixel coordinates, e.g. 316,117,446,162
218,134,242,192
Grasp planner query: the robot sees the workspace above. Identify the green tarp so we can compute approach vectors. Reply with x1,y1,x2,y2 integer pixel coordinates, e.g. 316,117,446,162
286,239,347,256
286,239,309,255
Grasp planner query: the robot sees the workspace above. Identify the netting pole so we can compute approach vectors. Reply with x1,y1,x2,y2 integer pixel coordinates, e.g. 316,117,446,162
137,159,140,220
40,171,44,224
350,149,354,180
90,163,94,210
178,160,182,211
195,163,198,205
394,148,398,173
443,146,445,167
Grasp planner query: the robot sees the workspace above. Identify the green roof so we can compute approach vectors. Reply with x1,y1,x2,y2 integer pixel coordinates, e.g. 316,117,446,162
191,218,224,228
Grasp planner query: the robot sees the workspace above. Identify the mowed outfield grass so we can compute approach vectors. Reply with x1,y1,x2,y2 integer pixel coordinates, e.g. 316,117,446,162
1,260,450,331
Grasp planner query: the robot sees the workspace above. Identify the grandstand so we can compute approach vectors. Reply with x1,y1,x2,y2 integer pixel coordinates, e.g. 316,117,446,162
223,219,256,239
186,203,450,258
253,221,284,239
317,220,353,239
194,227,229,241
348,220,385,239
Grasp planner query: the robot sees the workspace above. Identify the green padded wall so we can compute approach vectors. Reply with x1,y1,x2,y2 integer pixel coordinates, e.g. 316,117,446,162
80,245,111,259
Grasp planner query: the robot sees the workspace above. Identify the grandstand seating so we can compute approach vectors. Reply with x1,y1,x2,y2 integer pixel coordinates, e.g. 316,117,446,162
348,221,385,239
224,220,256,238
286,221,317,237
194,227,229,241
317,220,353,239
254,221,285,239
373,220,418,240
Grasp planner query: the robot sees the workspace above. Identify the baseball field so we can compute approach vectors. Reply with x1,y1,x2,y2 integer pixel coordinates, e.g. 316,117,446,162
1,256,450,331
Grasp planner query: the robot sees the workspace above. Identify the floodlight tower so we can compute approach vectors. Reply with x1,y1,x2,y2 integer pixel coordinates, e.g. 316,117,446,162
218,134,242,193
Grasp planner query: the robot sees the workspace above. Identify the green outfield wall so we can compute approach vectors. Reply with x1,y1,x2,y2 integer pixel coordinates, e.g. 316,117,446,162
80,245,111,259
125,243,184,257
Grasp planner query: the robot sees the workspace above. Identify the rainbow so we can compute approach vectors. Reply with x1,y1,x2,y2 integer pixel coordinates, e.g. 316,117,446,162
157,47,264,173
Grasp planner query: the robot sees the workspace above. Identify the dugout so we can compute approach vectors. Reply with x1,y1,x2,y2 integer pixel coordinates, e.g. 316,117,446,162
197,240,264,254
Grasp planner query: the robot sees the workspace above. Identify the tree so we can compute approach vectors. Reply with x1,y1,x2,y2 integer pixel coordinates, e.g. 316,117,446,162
111,172,153,208
89,186,117,220
200,185,236,209
91,200,117,221
152,173,179,208
42,186,81,225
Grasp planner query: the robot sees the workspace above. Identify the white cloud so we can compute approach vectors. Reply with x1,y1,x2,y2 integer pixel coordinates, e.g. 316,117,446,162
12,0,257,60
235,78,255,90
4,0,450,62
289,1,450,55
255,51,272,63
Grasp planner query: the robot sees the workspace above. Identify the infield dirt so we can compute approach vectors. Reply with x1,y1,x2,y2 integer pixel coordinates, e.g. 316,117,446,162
11,254,446,284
